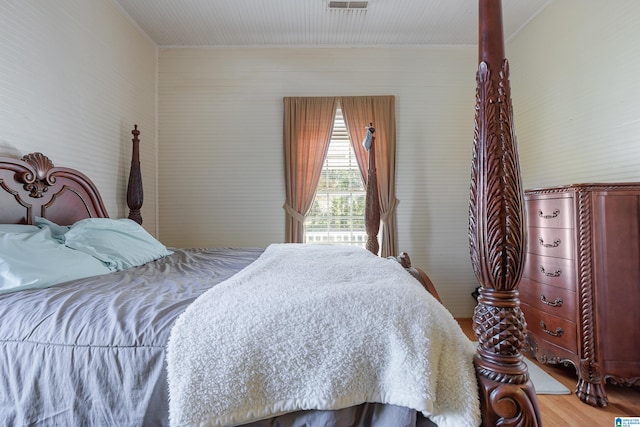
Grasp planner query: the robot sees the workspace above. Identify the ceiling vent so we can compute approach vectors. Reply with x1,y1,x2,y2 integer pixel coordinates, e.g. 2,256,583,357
328,1,368,9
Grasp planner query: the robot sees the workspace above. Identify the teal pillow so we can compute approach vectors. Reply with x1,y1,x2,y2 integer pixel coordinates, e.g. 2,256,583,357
0,224,40,234
63,218,173,271
0,227,113,294
35,216,71,242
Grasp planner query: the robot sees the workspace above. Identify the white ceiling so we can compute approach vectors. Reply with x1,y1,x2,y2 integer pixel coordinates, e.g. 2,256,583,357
113,0,554,47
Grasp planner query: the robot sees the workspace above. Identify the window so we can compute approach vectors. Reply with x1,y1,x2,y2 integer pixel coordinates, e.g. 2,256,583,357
305,106,366,246
284,95,396,256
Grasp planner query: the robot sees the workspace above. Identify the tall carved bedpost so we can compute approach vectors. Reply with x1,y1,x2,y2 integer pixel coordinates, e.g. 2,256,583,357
364,124,380,255
127,124,143,224
470,1,541,425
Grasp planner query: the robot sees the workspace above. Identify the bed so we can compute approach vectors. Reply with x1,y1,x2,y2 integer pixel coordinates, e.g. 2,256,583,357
0,1,541,426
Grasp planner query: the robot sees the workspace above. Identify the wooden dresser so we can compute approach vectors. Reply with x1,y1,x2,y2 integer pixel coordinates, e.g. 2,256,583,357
521,183,640,407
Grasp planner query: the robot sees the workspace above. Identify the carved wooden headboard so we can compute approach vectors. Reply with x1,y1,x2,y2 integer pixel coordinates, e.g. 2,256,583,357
0,126,143,227
0,152,109,226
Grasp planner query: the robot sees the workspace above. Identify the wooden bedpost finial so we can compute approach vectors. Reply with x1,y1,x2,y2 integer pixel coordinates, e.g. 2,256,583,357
470,1,541,425
127,124,143,225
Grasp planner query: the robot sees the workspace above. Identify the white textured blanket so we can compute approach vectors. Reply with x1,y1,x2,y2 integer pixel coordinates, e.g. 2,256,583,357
167,244,480,427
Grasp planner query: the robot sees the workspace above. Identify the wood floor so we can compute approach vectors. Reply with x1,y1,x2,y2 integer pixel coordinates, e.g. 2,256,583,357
456,318,640,427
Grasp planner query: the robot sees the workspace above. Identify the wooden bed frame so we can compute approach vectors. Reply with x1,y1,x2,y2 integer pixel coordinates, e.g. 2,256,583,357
468,3,542,424
365,1,542,425
0,1,541,425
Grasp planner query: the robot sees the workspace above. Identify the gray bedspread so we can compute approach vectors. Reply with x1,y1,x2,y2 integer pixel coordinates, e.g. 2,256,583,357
0,247,437,427
0,248,262,426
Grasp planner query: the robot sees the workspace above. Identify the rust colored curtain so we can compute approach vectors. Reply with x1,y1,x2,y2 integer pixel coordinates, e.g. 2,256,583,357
283,97,338,243
341,96,398,257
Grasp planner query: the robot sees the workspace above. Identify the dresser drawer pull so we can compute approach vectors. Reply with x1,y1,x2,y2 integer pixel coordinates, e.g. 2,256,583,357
539,321,563,337
538,238,561,248
540,294,563,307
539,266,562,277
537,208,560,219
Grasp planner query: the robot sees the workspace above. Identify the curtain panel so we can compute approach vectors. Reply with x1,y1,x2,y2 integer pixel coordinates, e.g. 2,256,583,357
283,97,338,243
341,95,398,257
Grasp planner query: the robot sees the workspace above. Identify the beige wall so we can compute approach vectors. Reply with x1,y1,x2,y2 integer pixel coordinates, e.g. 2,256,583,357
509,0,640,188
0,0,158,233
157,0,640,318
6,0,637,318
158,47,481,317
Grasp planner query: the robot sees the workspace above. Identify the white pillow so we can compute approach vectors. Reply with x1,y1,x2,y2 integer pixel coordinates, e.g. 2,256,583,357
63,218,173,271
0,227,113,294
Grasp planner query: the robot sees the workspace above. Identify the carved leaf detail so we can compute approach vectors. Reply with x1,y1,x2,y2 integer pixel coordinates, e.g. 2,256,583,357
470,60,525,292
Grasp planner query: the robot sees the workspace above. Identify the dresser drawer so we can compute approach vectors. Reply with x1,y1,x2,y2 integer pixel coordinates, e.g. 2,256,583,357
527,227,575,259
521,304,577,354
526,196,574,229
526,333,579,367
523,253,576,291
519,278,576,320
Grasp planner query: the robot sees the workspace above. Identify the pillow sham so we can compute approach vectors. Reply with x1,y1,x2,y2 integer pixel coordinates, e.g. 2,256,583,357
63,218,173,271
0,224,40,234
35,216,71,242
0,227,113,294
